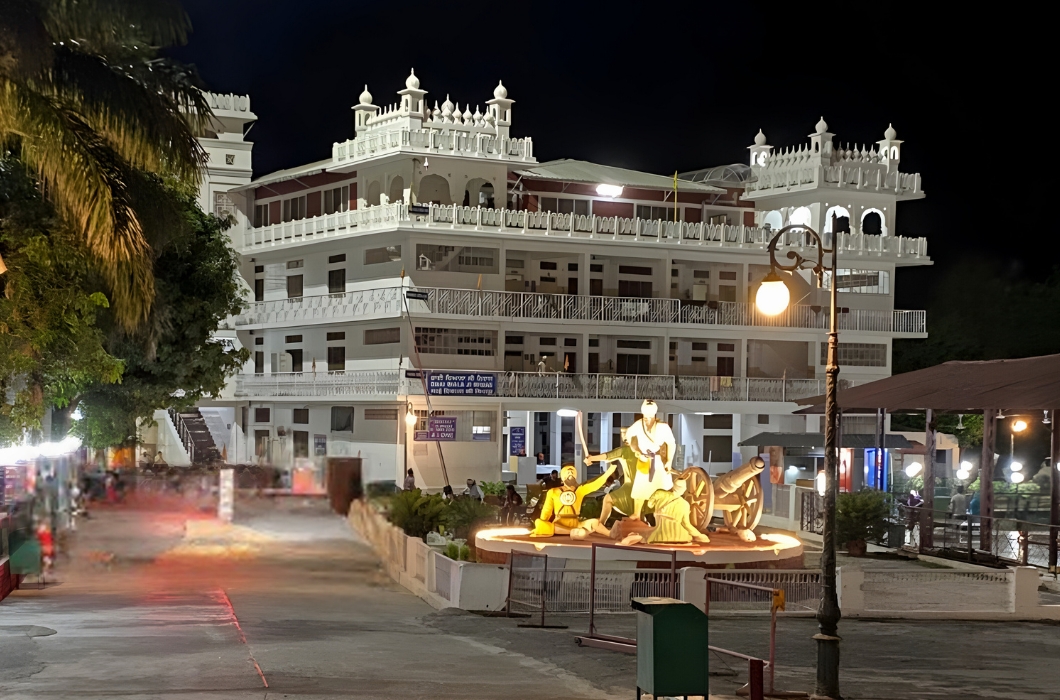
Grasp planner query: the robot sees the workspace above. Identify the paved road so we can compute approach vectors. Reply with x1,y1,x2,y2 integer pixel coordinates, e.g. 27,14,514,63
2,494,1057,699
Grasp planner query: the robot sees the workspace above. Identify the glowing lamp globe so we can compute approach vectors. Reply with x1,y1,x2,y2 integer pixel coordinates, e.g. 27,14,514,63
904,462,923,478
955,470,969,481
1010,471,1025,484
755,273,790,316
1010,461,1023,472
1012,419,1028,433
815,470,826,496
405,408,418,427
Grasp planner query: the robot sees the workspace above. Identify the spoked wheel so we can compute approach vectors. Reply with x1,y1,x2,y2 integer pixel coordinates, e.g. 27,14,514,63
722,477,763,532
680,467,714,533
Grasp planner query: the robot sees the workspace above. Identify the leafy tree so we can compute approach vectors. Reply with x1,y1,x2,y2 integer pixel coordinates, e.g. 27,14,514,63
0,0,211,327
0,159,122,442
388,489,448,539
836,489,890,547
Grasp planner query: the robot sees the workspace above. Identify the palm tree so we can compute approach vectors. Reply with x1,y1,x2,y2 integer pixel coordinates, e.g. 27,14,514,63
0,0,211,328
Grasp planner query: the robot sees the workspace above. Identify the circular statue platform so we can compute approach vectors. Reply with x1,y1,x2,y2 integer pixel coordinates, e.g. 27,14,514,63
475,527,803,567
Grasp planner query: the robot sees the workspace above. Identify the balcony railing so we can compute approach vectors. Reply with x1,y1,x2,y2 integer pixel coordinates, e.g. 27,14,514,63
234,284,927,335
241,203,929,260
234,370,831,403
332,127,534,166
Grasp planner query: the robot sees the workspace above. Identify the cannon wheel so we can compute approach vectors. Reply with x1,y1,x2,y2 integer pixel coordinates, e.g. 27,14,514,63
680,468,714,533
722,477,763,532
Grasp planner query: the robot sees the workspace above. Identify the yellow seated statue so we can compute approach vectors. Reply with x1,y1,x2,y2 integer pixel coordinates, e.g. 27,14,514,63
621,478,708,545
531,463,617,537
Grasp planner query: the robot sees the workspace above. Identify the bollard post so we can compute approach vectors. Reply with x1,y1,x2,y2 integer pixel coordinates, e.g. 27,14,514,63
748,658,765,700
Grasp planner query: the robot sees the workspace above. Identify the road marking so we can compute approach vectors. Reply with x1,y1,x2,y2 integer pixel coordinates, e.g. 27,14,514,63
218,589,269,688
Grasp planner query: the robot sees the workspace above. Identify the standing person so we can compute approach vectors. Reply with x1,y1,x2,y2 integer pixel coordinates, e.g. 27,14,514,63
403,469,416,491
501,484,524,524
463,479,483,501
624,399,677,520
948,485,968,517
104,472,117,504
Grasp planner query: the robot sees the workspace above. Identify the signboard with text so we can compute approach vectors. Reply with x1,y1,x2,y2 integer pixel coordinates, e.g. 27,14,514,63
426,372,496,396
509,427,526,456
427,416,457,441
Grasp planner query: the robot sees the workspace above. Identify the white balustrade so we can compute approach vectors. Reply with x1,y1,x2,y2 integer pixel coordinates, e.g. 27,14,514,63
241,203,929,261
331,127,534,166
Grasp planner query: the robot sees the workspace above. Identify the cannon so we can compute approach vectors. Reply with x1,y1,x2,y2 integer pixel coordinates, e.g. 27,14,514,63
678,456,765,542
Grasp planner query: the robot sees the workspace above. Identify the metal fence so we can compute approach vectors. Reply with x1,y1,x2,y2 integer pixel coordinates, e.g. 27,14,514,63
705,570,821,612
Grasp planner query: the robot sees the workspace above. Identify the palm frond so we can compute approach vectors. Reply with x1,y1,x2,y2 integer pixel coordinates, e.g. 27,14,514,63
42,0,192,52
46,47,207,183
1,78,154,327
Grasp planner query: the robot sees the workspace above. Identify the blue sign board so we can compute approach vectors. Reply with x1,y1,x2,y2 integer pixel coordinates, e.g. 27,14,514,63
426,372,496,396
509,427,526,456
427,416,457,441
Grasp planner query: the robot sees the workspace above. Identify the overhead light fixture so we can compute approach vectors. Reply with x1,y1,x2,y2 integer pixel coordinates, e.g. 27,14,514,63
1011,419,1028,433
1010,471,1025,484
557,408,578,418
904,462,923,477
1043,410,1051,425
1010,461,1023,472
596,184,623,198
405,402,418,428
956,414,965,430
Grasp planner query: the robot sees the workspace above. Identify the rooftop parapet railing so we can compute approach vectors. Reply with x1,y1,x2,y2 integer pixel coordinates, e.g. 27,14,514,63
241,203,929,260
332,127,534,165
234,284,926,335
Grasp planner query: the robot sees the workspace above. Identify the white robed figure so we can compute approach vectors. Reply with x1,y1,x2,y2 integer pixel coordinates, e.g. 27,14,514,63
625,399,677,519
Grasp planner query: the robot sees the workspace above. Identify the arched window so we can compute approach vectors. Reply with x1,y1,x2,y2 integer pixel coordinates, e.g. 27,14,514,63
763,210,783,231
366,181,381,207
789,207,812,227
824,206,851,233
388,176,405,205
861,209,884,236
417,174,452,205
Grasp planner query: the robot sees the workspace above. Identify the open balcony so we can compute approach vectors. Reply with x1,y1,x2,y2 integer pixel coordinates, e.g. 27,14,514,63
240,202,929,262
235,285,927,336
233,369,834,403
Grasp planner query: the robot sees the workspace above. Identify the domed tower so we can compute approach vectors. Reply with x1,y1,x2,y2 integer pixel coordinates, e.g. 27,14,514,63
352,85,379,134
485,81,514,139
877,123,902,172
397,68,428,122
748,129,772,168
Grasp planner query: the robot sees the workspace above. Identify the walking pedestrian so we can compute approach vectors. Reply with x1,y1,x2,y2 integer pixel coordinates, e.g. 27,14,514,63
403,469,416,491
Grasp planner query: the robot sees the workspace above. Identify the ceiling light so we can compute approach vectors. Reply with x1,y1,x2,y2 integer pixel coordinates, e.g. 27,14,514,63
595,184,623,198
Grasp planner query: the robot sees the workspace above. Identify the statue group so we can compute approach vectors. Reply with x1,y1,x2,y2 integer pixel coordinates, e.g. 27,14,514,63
531,399,765,546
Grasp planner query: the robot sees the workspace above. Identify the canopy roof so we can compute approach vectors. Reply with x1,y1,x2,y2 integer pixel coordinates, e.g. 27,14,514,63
738,432,914,449
514,159,724,193
795,354,1060,413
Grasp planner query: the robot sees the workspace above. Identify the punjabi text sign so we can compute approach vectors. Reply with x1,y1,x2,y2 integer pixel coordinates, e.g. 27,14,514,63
426,372,496,396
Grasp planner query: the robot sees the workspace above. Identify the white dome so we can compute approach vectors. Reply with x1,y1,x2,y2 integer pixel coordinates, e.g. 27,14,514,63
754,129,767,146
815,116,828,134
405,69,420,90
493,80,508,99
884,123,897,140
359,85,373,105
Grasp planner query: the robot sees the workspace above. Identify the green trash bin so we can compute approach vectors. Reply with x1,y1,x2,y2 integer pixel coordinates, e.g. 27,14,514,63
631,596,709,699
9,531,42,576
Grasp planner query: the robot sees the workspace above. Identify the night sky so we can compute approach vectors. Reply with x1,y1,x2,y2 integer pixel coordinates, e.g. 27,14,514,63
171,2,1046,307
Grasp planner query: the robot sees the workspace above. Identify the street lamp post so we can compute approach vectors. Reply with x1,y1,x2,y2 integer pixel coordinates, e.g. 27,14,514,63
755,219,841,700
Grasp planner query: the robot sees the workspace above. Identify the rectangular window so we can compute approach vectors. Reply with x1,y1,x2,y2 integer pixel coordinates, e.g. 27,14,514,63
564,338,577,347
254,337,264,346
253,203,270,228
416,245,498,273
539,261,558,270
414,327,496,356
286,348,303,371
472,411,495,441
293,408,309,424
616,354,650,374
617,339,651,349
323,185,350,215
284,335,303,344
618,280,652,298
540,337,557,346
326,331,346,341
331,406,354,432
505,335,524,345
254,265,265,274
618,265,653,276
293,430,309,458
703,435,733,461
254,278,264,302
286,259,304,269
718,343,736,352
692,342,708,351
287,275,303,298
364,409,398,420
364,328,400,345
327,346,345,371
636,205,680,222
758,414,770,425
328,268,346,294
719,270,737,281
365,246,401,265
590,263,604,273
821,342,888,367
254,351,264,374
328,253,347,264
568,263,579,271
702,414,733,429
254,408,271,423
282,195,307,222
588,338,599,347
693,269,710,279
717,356,735,376
824,269,891,294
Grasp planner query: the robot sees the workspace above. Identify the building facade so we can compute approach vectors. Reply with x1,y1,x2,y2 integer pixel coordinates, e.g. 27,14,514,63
193,72,930,489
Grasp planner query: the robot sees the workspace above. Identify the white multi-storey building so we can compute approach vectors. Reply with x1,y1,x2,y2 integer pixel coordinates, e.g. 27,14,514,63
193,72,930,488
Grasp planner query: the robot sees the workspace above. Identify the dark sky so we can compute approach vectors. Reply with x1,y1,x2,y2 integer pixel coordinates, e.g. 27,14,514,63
171,2,1047,306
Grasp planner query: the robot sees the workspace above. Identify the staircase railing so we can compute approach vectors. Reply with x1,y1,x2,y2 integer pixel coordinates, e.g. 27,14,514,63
167,408,196,464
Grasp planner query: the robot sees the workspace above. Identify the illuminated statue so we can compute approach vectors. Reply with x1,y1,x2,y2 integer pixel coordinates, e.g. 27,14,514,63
531,463,617,537
582,430,652,525
625,399,676,520
620,478,708,545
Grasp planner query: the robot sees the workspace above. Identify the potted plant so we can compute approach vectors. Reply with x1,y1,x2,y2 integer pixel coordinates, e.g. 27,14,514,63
836,489,890,556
